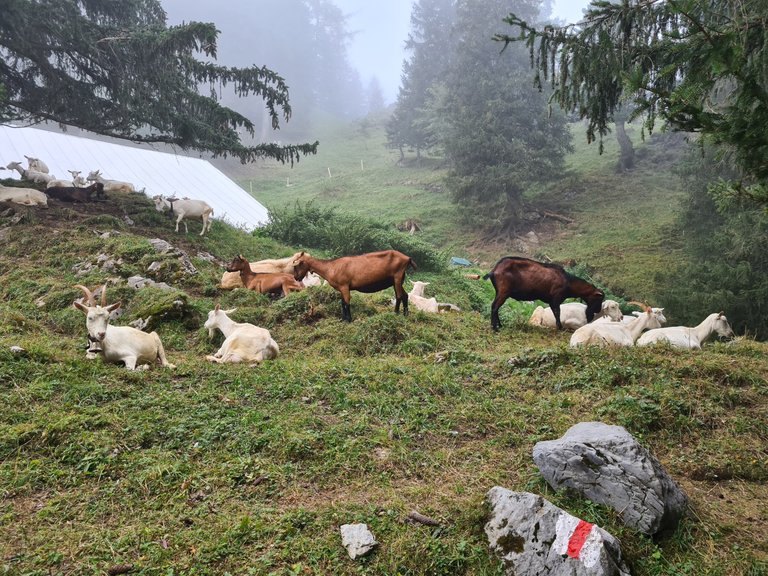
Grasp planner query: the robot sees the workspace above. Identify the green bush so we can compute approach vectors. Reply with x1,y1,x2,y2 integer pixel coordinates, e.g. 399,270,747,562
258,201,445,271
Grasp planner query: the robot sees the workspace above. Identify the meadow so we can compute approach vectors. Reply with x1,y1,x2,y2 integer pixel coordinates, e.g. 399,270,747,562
0,122,766,575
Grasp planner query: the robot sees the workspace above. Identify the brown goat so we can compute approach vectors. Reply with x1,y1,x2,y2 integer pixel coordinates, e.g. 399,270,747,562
292,250,416,322
226,255,304,297
46,182,105,203
484,257,604,331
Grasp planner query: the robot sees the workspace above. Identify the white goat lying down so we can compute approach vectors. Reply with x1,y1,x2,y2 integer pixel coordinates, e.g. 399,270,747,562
25,155,49,173
0,185,49,207
637,312,734,349
153,195,214,236
407,281,461,313
73,284,175,370
86,170,138,193
570,307,664,348
6,161,55,184
204,305,279,364
529,299,623,330
219,252,306,289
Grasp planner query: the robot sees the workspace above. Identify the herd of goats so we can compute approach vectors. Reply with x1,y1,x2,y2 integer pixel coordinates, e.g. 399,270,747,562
1,156,735,370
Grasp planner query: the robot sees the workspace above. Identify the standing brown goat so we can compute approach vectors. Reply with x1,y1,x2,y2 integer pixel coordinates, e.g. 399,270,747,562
227,255,304,297
292,250,416,322
484,257,604,331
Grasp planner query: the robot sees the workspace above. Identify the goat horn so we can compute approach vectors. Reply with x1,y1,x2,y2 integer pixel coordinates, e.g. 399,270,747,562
627,300,650,312
100,284,108,307
74,284,95,306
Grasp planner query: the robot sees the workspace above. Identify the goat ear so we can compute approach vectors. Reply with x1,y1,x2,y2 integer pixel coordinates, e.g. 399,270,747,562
214,303,220,311
73,300,88,313
224,308,237,315
106,302,121,312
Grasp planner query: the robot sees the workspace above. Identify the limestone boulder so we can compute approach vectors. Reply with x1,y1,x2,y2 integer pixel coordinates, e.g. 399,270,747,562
485,487,630,576
533,421,688,535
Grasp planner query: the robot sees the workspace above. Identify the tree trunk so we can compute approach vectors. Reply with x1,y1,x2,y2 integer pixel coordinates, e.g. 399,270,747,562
615,119,634,172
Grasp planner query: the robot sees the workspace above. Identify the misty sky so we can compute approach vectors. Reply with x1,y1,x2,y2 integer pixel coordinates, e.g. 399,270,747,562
333,0,591,104
162,0,592,105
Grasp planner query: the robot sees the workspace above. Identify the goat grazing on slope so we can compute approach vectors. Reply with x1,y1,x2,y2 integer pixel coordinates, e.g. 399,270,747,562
292,250,416,322
636,312,734,349
153,195,214,236
73,284,175,370
86,170,138,194
227,255,304,296
0,185,49,207
529,299,623,330
569,306,664,348
485,257,604,331
204,305,279,364
219,252,306,289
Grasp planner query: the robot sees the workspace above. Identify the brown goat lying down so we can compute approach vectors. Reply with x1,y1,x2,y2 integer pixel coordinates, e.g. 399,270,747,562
46,182,105,203
292,250,416,322
227,255,304,297
219,252,305,289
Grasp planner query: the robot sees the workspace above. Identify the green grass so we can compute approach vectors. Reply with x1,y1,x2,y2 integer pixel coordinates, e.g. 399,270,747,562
1,129,766,575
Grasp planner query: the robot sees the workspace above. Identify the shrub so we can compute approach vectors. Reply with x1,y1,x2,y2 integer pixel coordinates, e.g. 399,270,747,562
258,201,445,271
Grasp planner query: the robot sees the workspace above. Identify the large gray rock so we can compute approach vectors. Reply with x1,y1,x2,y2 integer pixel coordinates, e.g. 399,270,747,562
533,422,688,535
485,487,630,576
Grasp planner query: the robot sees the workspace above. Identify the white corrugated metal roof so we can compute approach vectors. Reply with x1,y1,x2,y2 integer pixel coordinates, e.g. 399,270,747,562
0,125,269,230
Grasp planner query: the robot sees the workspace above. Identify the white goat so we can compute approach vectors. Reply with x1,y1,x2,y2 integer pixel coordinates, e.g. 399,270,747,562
6,161,55,184
529,299,623,330
569,308,664,347
637,312,734,349
220,252,306,289
68,170,88,187
153,195,214,236
86,170,138,193
408,281,440,313
204,305,279,364
24,155,49,173
302,271,325,287
73,284,175,370
0,185,49,207
46,178,75,188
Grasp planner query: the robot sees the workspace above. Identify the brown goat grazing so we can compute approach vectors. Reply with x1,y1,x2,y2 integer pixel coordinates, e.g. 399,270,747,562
46,182,105,203
226,255,304,297
484,257,604,331
292,250,416,322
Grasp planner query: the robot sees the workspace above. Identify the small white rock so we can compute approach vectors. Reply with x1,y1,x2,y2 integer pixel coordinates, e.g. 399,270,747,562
340,523,378,559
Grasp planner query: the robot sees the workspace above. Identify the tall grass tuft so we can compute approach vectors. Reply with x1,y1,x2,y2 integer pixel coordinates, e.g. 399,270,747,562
258,201,446,271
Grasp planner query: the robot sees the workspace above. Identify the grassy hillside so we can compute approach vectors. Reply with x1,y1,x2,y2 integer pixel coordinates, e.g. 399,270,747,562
0,187,766,575
238,119,686,307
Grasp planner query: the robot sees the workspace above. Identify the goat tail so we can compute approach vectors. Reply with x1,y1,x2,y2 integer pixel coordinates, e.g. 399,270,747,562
408,258,418,270
482,271,493,281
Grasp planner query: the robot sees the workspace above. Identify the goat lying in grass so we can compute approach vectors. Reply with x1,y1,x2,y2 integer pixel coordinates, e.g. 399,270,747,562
569,306,664,348
637,312,734,349
219,252,307,289
6,161,54,184
73,284,175,370
0,185,48,207
46,182,105,203
292,250,416,322
529,299,623,330
86,170,140,193
227,255,304,296
204,305,279,364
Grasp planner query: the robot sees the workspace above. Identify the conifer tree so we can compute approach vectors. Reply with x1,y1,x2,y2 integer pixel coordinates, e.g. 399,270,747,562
0,0,318,164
